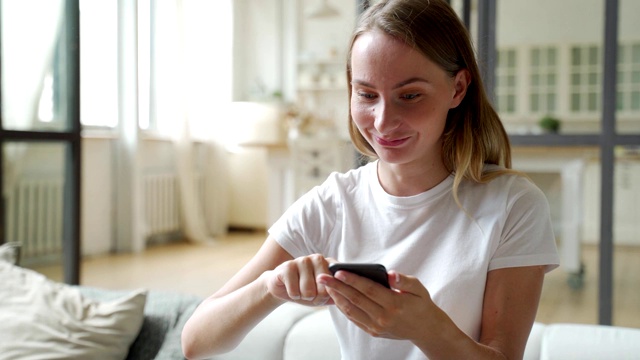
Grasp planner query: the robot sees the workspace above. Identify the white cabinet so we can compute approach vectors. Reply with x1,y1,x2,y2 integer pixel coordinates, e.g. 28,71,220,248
290,0,355,139
289,135,353,199
297,59,346,92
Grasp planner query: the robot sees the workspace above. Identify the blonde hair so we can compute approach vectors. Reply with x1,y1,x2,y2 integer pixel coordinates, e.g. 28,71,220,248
346,0,517,204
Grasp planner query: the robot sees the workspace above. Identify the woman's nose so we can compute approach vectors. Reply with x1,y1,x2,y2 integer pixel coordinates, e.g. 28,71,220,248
373,100,401,135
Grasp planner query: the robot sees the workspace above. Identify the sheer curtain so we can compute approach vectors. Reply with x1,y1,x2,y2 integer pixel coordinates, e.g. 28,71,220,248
1,0,64,204
153,0,232,242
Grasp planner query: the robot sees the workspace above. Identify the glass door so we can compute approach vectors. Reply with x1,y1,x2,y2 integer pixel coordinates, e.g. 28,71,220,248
0,0,80,284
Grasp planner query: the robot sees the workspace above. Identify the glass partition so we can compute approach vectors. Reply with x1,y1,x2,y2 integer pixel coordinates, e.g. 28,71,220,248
2,142,69,282
1,0,73,132
1,0,81,284
496,0,605,135
612,145,640,327
618,0,640,134
496,0,606,325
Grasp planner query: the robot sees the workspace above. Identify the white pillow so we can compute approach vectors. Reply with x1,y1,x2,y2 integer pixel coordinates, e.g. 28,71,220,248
0,260,147,360
0,242,20,264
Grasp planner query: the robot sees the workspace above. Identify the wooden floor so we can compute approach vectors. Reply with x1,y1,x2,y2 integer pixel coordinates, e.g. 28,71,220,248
35,229,640,328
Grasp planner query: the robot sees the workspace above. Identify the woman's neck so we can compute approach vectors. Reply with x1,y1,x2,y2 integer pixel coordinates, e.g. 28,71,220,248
377,160,450,197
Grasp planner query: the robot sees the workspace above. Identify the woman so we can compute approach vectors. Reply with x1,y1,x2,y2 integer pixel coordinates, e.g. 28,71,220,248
182,1,559,359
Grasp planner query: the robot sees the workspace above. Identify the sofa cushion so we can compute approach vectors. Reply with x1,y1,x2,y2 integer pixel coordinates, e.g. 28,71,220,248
524,322,546,360
284,307,340,360
540,323,640,360
281,308,548,360
211,302,316,360
80,287,203,360
0,260,146,360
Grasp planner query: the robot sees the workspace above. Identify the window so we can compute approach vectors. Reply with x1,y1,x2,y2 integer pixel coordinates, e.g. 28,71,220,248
530,47,557,114
147,0,233,138
570,45,601,113
79,0,118,127
617,43,640,112
496,49,517,114
78,0,232,133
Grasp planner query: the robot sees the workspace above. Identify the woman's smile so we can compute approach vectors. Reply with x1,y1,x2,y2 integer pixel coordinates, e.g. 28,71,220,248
374,135,410,147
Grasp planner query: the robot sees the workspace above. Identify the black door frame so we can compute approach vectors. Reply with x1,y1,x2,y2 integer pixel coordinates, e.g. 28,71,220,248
360,0,640,326
476,0,640,326
0,0,81,285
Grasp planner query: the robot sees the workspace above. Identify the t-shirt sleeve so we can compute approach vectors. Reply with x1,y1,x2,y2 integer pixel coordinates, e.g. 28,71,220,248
489,179,560,273
268,182,339,259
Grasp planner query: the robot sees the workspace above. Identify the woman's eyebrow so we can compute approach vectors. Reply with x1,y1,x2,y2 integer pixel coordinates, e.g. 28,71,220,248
394,77,430,89
350,77,430,89
350,79,374,87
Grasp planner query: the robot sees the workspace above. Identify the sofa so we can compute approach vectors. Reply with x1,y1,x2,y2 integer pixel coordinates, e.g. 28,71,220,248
2,242,640,359
0,242,202,360
216,303,640,360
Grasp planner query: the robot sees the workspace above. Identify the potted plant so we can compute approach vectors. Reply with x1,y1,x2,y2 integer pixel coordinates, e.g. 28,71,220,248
538,115,561,133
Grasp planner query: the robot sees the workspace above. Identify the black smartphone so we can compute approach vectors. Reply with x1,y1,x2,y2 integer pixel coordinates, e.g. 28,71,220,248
329,263,390,289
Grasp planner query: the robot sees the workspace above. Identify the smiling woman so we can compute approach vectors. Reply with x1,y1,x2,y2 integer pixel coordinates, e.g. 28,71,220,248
349,29,470,195
181,1,559,360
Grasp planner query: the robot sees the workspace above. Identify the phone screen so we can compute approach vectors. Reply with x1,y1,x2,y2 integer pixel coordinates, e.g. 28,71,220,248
328,263,390,288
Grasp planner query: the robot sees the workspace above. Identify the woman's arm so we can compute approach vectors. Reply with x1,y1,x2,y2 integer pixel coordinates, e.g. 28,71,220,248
181,236,332,360
414,265,544,359
318,264,544,360
477,265,545,359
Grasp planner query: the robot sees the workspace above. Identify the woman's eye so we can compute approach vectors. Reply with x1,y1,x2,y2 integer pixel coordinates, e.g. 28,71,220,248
401,93,421,100
357,92,376,99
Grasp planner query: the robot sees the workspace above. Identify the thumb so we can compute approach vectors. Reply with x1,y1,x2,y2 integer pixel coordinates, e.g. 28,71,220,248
388,270,427,296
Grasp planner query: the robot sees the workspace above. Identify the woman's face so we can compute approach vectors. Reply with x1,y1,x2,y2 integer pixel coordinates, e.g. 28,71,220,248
350,30,468,169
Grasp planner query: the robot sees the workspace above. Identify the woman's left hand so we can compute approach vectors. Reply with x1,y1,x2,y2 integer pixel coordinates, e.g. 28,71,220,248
316,270,438,341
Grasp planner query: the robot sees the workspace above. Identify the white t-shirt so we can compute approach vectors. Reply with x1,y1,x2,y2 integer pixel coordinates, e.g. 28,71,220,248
269,161,559,360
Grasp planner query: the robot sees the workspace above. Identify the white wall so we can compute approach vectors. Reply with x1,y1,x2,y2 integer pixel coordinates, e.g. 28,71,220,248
498,0,640,45
81,137,114,256
228,148,269,228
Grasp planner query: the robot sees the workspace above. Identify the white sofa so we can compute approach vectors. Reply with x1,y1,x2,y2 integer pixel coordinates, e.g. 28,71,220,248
212,303,640,360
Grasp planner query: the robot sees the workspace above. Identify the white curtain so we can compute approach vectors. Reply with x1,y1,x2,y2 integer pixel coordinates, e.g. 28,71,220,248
153,0,232,242
1,0,64,198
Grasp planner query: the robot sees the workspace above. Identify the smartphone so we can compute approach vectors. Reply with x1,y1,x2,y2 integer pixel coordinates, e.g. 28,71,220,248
329,263,390,289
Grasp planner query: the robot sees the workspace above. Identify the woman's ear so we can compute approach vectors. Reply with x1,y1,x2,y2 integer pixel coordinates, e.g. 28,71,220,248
450,69,471,109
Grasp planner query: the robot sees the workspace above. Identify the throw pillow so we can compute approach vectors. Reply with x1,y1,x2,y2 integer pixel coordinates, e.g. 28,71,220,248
0,260,147,360
0,242,21,265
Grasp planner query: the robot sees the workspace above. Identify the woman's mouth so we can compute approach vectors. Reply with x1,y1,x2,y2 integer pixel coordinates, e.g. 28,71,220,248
375,136,409,147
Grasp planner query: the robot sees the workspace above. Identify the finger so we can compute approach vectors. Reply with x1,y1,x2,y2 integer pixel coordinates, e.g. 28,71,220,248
325,270,384,315
324,279,391,337
298,256,320,301
325,283,371,323
387,270,428,297
333,270,389,305
279,261,302,300
311,255,333,304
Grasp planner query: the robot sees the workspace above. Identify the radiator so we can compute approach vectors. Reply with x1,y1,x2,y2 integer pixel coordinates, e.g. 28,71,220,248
143,173,181,239
5,178,64,263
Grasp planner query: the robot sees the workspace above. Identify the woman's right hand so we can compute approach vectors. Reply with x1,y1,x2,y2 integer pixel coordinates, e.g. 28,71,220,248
264,254,334,306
